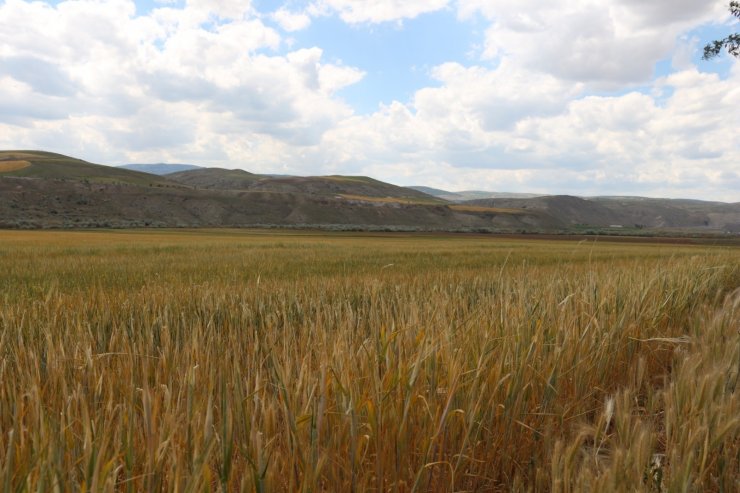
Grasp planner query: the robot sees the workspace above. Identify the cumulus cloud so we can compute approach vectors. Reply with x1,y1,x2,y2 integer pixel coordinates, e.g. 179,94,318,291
309,0,449,24
309,59,740,201
0,0,737,201
0,0,364,158
316,60,583,172
458,0,725,87
617,0,726,26
272,8,312,32
416,61,581,131
183,0,254,21
0,56,77,97
0,76,73,124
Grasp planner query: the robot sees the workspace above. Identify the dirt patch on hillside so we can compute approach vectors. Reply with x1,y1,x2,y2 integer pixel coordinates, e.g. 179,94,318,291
0,161,31,172
450,204,528,214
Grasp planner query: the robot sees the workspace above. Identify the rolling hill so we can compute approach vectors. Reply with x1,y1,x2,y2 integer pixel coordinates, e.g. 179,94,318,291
0,176,553,230
166,169,446,203
463,195,740,231
166,168,264,190
0,151,179,187
0,151,549,231
1,150,737,233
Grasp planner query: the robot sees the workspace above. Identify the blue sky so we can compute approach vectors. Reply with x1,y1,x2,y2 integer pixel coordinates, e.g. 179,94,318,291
0,0,738,200
290,10,485,114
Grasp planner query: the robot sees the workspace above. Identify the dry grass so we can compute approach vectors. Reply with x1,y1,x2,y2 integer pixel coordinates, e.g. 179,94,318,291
339,194,441,205
0,230,737,491
0,152,39,159
448,204,528,214
0,160,31,172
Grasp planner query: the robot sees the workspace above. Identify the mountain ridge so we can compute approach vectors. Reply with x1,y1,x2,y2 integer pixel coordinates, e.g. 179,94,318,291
1,151,738,233
167,168,445,203
0,151,179,187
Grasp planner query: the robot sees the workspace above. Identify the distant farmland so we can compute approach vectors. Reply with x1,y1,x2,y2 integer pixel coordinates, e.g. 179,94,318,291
0,230,737,491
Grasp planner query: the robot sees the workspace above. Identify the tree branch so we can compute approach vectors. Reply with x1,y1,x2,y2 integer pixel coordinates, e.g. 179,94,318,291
703,34,740,60
702,2,740,59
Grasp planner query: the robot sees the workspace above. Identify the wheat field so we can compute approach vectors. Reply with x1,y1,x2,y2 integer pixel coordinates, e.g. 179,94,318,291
0,229,737,491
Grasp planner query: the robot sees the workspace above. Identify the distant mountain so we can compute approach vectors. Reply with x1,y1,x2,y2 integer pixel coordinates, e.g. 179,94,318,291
408,186,451,196
408,186,544,202
120,163,201,175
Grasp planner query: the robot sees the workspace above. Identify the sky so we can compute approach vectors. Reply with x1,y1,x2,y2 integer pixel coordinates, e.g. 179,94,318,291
0,0,738,200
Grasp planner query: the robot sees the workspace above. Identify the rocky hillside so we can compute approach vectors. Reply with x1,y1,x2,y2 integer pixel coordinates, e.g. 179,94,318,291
167,169,444,203
1,151,737,233
463,195,740,231
0,151,549,231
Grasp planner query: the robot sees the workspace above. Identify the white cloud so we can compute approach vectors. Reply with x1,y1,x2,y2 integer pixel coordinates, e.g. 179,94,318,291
272,8,312,32
0,0,737,201
0,0,364,159
416,61,581,131
0,56,77,97
458,0,726,87
308,60,740,201
309,0,449,24
314,60,581,173
0,75,73,124
617,0,727,26
184,0,254,21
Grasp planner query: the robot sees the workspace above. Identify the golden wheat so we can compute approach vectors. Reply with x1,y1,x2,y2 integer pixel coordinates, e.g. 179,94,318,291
0,230,737,491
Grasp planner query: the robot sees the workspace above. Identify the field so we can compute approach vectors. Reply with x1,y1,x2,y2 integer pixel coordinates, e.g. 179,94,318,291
0,230,738,491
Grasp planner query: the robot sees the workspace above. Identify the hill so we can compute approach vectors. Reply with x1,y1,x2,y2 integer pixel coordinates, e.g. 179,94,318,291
590,196,740,231
0,151,179,187
168,169,445,203
0,177,553,230
464,195,740,232
1,151,737,233
119,163,201,175
166,168,264,190
0,151,549,231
